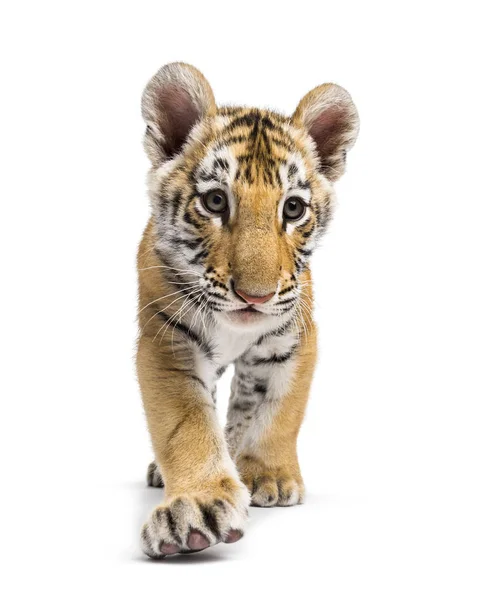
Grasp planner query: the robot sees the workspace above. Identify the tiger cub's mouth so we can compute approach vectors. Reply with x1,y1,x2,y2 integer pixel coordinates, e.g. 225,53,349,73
237,306,258,313
227,304,268,324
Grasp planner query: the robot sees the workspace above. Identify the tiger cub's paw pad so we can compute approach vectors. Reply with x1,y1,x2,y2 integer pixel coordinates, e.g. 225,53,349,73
146,461,164,488
140,481,250,558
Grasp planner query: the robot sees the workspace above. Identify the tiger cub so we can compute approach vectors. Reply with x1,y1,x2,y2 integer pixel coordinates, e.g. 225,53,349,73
137,63,359,557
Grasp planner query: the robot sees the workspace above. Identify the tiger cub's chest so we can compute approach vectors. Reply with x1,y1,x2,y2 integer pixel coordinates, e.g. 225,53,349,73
193,317,297,395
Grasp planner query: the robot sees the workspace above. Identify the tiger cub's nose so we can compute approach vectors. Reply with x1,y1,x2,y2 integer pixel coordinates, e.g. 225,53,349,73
234,289,276,304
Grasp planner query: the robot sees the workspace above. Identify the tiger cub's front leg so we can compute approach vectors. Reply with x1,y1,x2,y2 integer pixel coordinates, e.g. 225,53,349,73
226,324,317,507
137,335,250,558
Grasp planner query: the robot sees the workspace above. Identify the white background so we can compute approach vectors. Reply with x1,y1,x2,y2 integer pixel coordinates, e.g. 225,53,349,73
1,1,495,598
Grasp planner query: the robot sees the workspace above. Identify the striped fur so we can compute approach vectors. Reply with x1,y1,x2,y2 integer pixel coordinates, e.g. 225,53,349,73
136,63,358,557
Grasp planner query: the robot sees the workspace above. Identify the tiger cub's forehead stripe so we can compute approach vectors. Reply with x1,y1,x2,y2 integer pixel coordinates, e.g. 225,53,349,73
222,112,292,147
281,155,311,201
195,147,237,194
208,108,302,189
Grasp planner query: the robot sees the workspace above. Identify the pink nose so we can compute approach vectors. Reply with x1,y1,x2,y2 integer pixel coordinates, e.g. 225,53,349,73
235,289,275,304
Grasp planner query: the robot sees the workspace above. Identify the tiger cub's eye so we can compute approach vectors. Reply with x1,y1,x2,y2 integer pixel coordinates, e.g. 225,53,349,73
202,189,228,214
283,197,306,221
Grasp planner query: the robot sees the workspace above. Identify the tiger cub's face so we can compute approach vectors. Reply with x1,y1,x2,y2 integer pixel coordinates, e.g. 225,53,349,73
142,63,358,329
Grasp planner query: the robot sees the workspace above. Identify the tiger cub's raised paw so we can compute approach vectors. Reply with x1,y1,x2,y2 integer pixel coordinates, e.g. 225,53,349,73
141,477,250,558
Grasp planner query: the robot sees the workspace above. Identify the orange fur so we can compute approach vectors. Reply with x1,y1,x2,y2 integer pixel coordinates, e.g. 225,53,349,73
136,63,358,557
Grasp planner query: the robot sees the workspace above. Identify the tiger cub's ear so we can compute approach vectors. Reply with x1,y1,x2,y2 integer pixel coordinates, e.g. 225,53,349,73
142,62,216,166
293,83,359,181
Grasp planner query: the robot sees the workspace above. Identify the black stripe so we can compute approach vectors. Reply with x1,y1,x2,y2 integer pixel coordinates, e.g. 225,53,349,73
147,463,157,487
213,157,229,172
216,135,249,147
288,163,298,177
171,236,203,250
296,180,311,190
141,524,162,558
274,297,297,307
251,478,261,496
206,301,224,312
232,402,256,412
216,365,227,378
228,112,287,136
268,136,293,152
314,202,322,227
207,291,228,302
183,210,201,229
158,312,213,359
189,248,209,265
168,190,183,226
167,415,188,445
218,106,238,116
199,504,221,539
302,224,315,238
278,285,295,297
254,382,267,394
236,382,252,393
154,270,196,297
210,279,229,291
153,251,193,291
190,375,208,391
255,321,293,345
252,345,298,366
225,112,260,131
165,508,182,545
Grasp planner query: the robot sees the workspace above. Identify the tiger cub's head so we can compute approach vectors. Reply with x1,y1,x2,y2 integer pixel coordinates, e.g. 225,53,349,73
142,63,358,328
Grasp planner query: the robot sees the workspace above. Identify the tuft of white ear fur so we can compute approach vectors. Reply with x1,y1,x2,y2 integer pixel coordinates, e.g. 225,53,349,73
142,62,216,166
292,83,359,181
